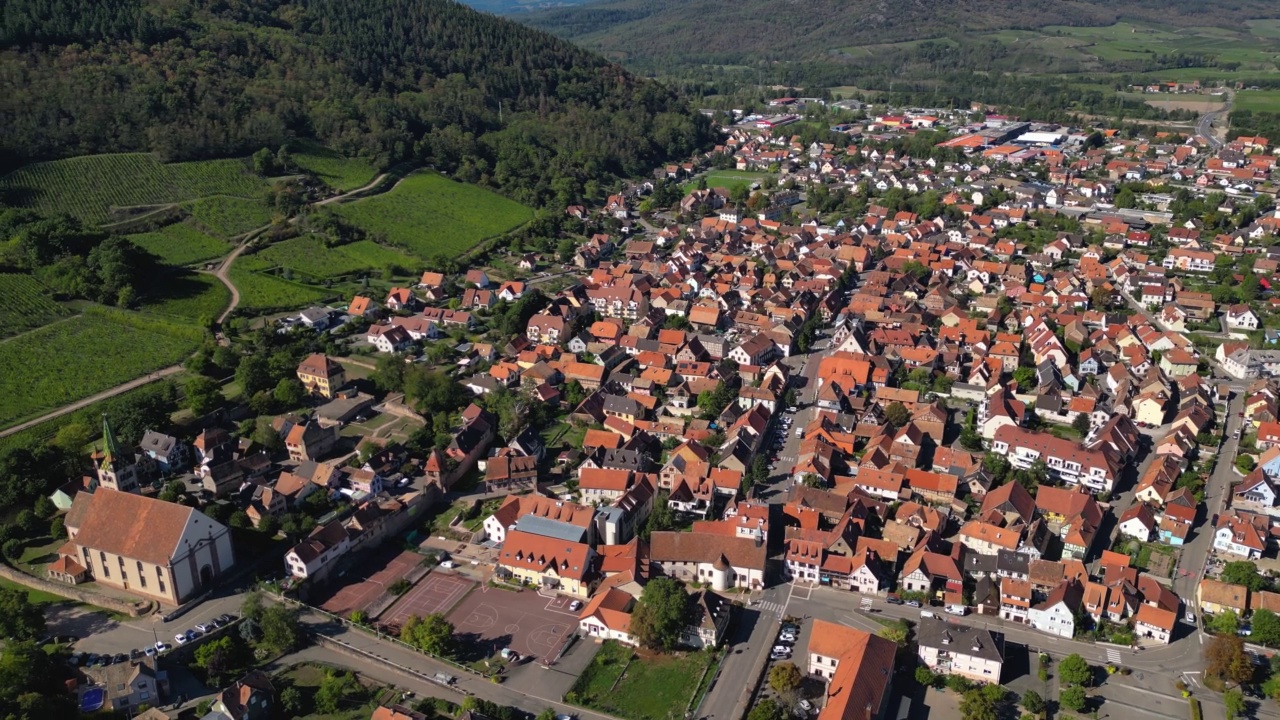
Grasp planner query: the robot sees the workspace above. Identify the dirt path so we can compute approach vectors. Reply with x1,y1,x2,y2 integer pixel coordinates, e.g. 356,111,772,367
0,365,184,440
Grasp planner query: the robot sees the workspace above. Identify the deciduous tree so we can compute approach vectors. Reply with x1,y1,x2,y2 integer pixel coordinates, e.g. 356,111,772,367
630,577,689,651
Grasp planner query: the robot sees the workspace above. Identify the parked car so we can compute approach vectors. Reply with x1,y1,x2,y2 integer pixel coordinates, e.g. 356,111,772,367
217,614,236,625
144,647,157,658
905,599,921,608
195,622,214,633
773,645,792,654
798,700,813,713
174,633,190,645
439,560,456,569
69,653,84,667
1185,611,1197,624
569,600,583,611
886,594,903,605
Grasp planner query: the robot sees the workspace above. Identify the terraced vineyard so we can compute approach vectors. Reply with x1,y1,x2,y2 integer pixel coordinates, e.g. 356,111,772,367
336,240,418,269
0,314,198,429
127,223,232,266
186,196,276,238
0,153,268,225
333,172,531,259
0,274,70,339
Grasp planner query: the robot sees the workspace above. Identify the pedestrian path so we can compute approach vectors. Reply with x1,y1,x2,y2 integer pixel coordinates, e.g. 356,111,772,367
1106,648,1123,665
755,600,785,616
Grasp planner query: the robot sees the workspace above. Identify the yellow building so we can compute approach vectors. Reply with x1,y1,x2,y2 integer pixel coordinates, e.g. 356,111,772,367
296,353,346,399
496,530,596,598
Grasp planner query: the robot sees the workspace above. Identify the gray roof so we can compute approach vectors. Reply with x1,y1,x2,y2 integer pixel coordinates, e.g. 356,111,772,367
602,394,641,417
996,549,1031,575
514,514,589,543
916,619,1004,663
139,430,179,456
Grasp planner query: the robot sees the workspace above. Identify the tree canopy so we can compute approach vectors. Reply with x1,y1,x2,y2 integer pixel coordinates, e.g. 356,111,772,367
0,0,712,207
630,577,690,651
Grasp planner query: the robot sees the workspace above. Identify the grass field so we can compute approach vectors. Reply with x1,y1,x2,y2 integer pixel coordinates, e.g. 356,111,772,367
229,255,335,312
127,223,232,266
256,236,369,279
0,274,70,339
0,314,198,429
0,380,178,454
0,153,268,225
333,172,532,259
566,641,714,720
290,140,381,192
141,272,231,321
1235,89,1280,113
185,196,275,238
683,170,772,194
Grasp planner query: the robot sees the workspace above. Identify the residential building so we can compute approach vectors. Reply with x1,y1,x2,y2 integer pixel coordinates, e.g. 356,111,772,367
916,619,1004,684
296,353,346,399
806,620,897,720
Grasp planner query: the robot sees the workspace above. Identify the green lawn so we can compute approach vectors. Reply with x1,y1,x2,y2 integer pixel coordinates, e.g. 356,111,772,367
290,140,381,192
683,170,772,195
0,313,199,429
0,153,267,225
333,172,532,259
127,222,232,266
141,272,231,321
0,273,70,339
185,196,276,238
1235,90,1280,114
566,641,715,720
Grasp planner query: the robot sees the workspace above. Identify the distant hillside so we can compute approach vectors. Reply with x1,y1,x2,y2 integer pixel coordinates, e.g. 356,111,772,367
0,0,712,206
522,0,1280,70
458,0,597,14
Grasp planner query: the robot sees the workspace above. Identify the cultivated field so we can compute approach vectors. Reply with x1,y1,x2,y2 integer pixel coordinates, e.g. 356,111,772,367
333,172,532,259
0,153,268,225
335,240,419,270
256,236,370,280
141,272,231,321
290,140,380,192
0,314,197,429
127,223,231,266
185,196,275,238
1235,89,1280,114
229,255,334,312
0,274,70,339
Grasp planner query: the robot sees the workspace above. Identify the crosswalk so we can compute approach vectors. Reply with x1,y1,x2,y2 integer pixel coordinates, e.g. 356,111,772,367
1105,648,1122,665
754,600,785,616
859,597,873,611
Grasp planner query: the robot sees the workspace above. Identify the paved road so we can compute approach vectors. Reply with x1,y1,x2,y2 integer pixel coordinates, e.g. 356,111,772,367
1172,393,1245,607
1196,92,1232,151
0,365,185,439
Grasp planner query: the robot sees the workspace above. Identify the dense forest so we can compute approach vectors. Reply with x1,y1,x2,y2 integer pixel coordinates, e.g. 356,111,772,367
523,0,1279,71
0,0,713,206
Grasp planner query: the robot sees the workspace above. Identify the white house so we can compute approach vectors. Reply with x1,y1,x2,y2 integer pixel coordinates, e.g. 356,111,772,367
1212,513,1267,559
284,521,351,579
1226,305,1261,331
1028,580,1083,639
1133,604,1176,645
916,618,1004,684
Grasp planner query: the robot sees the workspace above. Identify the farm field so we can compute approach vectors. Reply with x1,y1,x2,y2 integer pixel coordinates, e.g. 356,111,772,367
0,153,268,225
0,314,197,430
1039,22,1280,68
332,172,532,259
185,196,275,238
682,170,771,194
1235,90,1280,114
127,223,231,266
229,255,335,312
141,272,231,321
290,140,381,192
0,274,70,339
335,240,419,270
256,236,369,280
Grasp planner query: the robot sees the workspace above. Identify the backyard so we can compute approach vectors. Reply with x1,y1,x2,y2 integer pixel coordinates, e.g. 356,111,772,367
565,641,719,720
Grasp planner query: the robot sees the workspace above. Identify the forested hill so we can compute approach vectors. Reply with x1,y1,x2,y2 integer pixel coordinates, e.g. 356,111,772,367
0,0,712,206
521,0,1280,71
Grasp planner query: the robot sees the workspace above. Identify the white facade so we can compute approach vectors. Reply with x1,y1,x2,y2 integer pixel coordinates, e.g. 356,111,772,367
1213,526,1263,559
1028,601,1075,639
